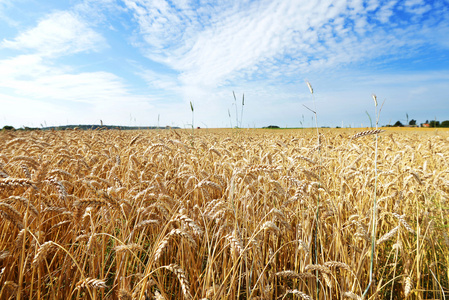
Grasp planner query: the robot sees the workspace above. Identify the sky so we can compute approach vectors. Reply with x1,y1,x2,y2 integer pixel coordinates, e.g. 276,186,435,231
0,0,448,129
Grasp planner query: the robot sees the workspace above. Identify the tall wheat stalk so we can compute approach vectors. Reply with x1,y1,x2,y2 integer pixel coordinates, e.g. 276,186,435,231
362,94,384,298
240,93,245,128
190,101,194,146
232,91,239,128
304,80,322,299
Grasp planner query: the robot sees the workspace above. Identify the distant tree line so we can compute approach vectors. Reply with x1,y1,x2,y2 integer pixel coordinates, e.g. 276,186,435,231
2,125,180,131
2,125,37,131
426,120,449,127
389,119,449,127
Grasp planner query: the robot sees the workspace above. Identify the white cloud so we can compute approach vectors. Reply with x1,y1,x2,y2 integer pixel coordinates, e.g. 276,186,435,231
0,47,154,128
1,11,106,56
0,93,66,128
8,72,130,103
374,0,398,23
403,0,428,10
0,3,142,125
0,53,149,104
0,89,156,128
116,0,449,129
0,55,51,79
0,57,158,127
123,0,190,49
0,0,14,23
124,0,449,94
139,69,180,91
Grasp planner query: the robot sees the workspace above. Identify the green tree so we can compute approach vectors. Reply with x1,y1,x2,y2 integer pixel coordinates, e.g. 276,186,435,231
429,120,440,127
393,121,403,127
440,120,449,127
409,119,416,126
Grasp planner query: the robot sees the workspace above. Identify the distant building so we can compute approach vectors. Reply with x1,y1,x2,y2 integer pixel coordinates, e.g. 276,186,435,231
422,123,430,128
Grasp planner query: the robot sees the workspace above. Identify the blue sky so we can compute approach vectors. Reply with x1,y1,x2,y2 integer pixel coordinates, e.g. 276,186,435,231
1,0,448,128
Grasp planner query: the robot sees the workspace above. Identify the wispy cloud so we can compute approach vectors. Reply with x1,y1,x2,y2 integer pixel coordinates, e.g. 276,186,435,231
119,0,449,128
0,7,127,103
125,0,449,90
0,5,154,127
1,11,106,56
402,0,432,15
0,0,18,27
0,52,154,126
0,55,51,79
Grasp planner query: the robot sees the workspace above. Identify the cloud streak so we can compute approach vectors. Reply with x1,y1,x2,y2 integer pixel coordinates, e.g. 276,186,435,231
0,8,135,104
123,0,449,92
1,11,106,56
0,5,155,127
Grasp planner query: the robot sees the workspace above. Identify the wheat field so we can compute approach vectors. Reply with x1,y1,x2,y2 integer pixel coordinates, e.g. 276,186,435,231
0,128,448,299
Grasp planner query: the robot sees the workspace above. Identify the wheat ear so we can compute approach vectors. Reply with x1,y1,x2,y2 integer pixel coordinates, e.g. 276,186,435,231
351,129,385,139
76,277,107,289
0,202,24,229
32,241,56,267
163,264,192,299
285,289,313,300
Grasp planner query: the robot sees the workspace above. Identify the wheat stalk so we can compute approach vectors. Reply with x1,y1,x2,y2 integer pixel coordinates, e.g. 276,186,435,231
115,243,143,254
304,264,331,274
76,277,107,289
286,289,313,300
32,241,56,267
343,291,362,299
324,261,352,272
377,225,400,245
154,229,196,262
0,178,36,189
392,213,415,234
404,276,413,297
351,129,385,140
0,202,24,229
118,289,132,300
276,271,315,279
163,264,192,299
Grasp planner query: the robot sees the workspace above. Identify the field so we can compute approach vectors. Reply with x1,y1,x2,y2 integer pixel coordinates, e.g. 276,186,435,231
0,128,448,299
